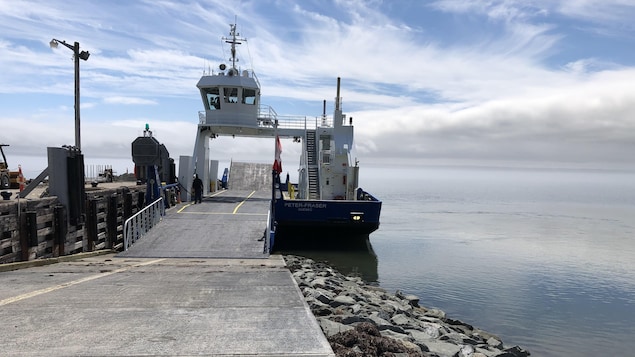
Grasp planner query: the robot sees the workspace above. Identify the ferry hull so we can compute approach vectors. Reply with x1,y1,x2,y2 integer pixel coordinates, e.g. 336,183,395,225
273,195,382,239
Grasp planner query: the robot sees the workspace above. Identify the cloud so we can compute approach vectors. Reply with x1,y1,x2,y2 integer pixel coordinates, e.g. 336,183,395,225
349,64,635,167
1,0,635,174
555,0,635,26
103,97,158,105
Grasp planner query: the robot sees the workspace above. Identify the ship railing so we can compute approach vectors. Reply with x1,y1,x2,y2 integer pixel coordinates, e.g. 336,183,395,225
123,197,165,251
258,105,316,130
197,107,334,130
275,115,313,130
316,115,334,128
251,70,261,90
258,104,279,121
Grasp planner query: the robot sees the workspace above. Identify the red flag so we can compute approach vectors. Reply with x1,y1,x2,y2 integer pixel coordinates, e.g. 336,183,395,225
273,135,282,174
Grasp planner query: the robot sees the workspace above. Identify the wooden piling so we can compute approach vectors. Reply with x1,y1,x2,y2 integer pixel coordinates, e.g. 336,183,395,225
53,205,67,257
106,195,118,249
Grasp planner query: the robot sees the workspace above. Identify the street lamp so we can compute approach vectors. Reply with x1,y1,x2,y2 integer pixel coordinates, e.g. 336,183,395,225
49,39,90,151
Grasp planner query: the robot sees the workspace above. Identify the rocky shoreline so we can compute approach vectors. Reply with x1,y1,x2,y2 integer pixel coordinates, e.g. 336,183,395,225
284,255,530,357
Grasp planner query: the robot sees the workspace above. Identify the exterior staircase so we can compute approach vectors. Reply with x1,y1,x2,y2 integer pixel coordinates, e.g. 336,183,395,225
306,130,320,199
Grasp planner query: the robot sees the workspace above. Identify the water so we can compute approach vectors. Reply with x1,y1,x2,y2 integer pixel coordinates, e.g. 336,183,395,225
285,166,635,357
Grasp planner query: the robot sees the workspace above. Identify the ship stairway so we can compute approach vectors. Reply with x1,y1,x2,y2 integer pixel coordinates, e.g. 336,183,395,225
306,130,320,199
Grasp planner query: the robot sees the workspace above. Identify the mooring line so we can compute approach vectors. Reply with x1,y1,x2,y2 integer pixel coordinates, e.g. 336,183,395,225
0,259,165,306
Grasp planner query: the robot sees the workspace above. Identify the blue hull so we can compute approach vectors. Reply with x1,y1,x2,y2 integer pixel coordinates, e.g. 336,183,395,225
273,192,382,238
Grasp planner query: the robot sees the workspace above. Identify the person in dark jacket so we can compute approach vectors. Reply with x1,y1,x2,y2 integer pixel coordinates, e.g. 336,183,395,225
192,174,203,204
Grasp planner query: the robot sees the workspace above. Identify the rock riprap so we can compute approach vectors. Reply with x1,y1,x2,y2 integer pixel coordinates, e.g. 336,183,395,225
284,255,530,357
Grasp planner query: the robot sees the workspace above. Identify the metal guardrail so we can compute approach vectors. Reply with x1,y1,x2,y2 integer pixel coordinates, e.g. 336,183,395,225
123,197,164,251
197,108,332,131
265,209,273,254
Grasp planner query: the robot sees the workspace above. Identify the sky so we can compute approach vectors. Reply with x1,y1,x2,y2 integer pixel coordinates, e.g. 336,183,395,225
1,0,635,179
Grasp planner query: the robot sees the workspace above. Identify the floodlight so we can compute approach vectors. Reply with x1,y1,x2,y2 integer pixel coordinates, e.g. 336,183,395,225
48,38,90,151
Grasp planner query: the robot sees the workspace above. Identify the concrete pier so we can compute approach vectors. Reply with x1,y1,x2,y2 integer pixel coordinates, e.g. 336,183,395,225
0,189,334,356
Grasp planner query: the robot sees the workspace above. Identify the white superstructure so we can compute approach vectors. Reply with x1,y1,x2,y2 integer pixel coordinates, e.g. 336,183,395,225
180,23,360,203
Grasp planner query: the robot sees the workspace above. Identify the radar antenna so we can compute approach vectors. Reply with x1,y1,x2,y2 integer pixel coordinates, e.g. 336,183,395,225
222,19,246,71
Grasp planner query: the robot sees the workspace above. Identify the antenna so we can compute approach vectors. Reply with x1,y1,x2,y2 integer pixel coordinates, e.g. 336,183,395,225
335,77,341,111
222,16,247,70
322,100,327,126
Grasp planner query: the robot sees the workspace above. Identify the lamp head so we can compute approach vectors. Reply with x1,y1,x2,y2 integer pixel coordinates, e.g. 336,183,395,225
49,39,58,49
78,50,90,61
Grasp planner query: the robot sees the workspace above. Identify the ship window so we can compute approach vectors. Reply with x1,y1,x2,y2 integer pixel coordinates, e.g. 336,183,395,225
243,88,256,105
224,87,239,103
320,135,331,150
205,88,220,110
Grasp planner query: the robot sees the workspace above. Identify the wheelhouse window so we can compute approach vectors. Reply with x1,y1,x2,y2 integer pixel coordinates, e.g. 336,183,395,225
205,87,220,110
242,88,256,105
224,87,239,103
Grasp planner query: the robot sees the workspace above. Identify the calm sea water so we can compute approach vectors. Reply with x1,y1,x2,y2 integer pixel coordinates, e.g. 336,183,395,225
285,166,635,357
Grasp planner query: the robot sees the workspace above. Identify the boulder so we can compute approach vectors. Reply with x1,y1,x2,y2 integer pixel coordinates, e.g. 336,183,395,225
396,289,421,308
331,295,357,307
422,340,462,356
338,314,374,325
379,324,407,334
309,289,333,305
424,308,447,319
283,255,529,357
391,313,413,326
487,336,503,349
317,317,353,337
309,277,328,288
368,312,391,327
498,346,531,357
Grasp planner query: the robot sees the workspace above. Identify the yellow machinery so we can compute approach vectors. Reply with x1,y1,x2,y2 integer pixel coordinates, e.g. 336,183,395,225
0,144,20,189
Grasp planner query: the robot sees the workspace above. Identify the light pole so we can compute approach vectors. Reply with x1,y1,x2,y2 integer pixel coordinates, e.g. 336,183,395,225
49,39,90,151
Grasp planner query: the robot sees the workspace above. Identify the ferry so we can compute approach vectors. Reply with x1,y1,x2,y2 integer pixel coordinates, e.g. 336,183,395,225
181,23,381,250
271,76,382,244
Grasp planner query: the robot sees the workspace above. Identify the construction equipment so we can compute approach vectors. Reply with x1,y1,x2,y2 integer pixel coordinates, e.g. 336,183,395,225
0,144,21,189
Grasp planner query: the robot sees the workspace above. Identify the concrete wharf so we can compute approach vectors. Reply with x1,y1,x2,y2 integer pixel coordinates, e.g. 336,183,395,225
0,189,334,356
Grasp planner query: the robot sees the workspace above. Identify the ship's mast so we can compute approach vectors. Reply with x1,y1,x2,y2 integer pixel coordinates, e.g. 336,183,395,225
223,22,246,70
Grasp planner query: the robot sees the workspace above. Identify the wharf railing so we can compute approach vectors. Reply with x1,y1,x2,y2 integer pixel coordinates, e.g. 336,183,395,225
123,197,164,251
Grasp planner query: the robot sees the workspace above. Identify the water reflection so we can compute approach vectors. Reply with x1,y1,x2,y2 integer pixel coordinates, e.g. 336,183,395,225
274,235,379,283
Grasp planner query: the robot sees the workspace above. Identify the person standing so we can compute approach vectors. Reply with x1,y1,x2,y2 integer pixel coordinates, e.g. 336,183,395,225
192,174,203,204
